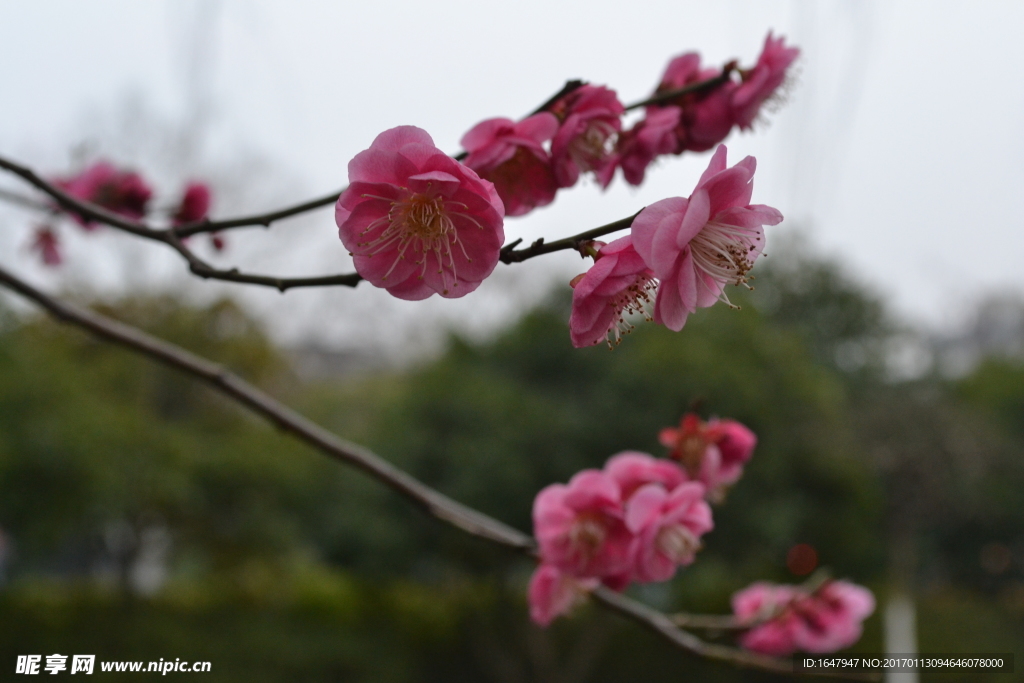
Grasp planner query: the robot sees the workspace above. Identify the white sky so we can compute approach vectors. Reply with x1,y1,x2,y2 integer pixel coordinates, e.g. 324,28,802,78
1,0,1022,353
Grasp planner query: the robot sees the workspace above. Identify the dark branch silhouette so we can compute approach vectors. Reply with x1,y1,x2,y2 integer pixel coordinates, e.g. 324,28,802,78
0,264,877,682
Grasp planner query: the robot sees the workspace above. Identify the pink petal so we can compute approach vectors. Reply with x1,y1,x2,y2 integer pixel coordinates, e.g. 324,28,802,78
625,484,668,533
675,187,710,249
630,197,685,269
695,145,730,189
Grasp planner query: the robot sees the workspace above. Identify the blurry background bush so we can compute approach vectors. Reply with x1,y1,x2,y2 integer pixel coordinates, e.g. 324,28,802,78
1,242,1022,682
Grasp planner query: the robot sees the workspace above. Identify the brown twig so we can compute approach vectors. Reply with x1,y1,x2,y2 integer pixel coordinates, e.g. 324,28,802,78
499,212,640,264
0,152,640,288
0,265,877,682
593,588,879,681
623,63,737,111
173,189,343,238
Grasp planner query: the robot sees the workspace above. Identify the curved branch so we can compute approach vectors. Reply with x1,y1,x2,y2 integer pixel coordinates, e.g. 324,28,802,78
173,189,343,238
0,156,162,239
0,264,528,550
0,265,876,681
593,588,879,681
500,212,639,264
623,63,737,111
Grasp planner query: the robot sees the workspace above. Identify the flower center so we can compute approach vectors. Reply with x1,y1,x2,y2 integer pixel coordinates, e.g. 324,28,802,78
568,514,607,562
569,121,617,174
656,524,700,564
688,220,762,307
358,191,476,295
606,273,658,348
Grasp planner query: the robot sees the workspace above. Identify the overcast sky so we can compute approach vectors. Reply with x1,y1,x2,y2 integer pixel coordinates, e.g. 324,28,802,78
1,0,1022,353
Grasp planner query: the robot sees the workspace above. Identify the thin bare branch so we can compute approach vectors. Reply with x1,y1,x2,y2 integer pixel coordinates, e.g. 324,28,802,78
0,264,530,550
0,156,162,239
0,265,876,681
500,212,640,264
623,63,737,111
671,613,746,630
173,189,343,238
593,588,880,681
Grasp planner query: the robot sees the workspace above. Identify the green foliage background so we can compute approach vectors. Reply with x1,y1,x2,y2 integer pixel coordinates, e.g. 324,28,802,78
1,250,1022,681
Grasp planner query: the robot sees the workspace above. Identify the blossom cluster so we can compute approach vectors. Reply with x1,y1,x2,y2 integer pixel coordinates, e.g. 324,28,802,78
528,413,875,658
528,412,757,626
335,32,796,311
569,145,783,347
732,580,876,655
31,161,215,267
461,32,799,214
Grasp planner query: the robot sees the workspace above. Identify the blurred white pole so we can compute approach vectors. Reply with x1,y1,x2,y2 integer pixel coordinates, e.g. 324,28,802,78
884,591,918,683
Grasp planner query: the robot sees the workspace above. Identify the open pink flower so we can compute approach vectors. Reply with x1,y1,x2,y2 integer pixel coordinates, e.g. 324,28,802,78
527,564,598,627
651,53,738,153
30,226,61,266
631,144,783,331
336,126,505,300
604,451,687,500
461,114,559,217
625,482,713,583
659,413,757,499
733,32,800,130
733,582,804,655
791,581,876,653
533,469,632,578
173,182,212,225
549,85,624,189
54,161,152,228
733,581,875,656
615,106,681,186
568,236,658,348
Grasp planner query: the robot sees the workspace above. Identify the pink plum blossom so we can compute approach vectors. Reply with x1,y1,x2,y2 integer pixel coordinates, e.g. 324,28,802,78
733,581,875,656
604,451,687,499
527,564,598,627
336,126,505,300
54,161,152,228
549,85,624,189
659,413,757,499
568,236,659,348
614,106,681,186
732,32,800,130
533,469,632,578
461,114,559,217
173,182,212,225
30,226,61,266
651,53,738,153
630,144,783,331
625,482,713,583
791,581,876,653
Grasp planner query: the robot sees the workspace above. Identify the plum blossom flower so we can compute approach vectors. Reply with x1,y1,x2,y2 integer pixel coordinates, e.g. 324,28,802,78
54,161,152,228
604,451,688,499
630,144,783,331
614,106,681,187
172,182,212,225
461,114,559,217
625,482,713,583
549,85,624,189
732,32,800,130
659,413,757,500
651,53,737,153
568,236,659,348
733,580,875,656
533,469,632,578
336,126,505,300
527,564,598,627
30,226,61,266
732,582,803,655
